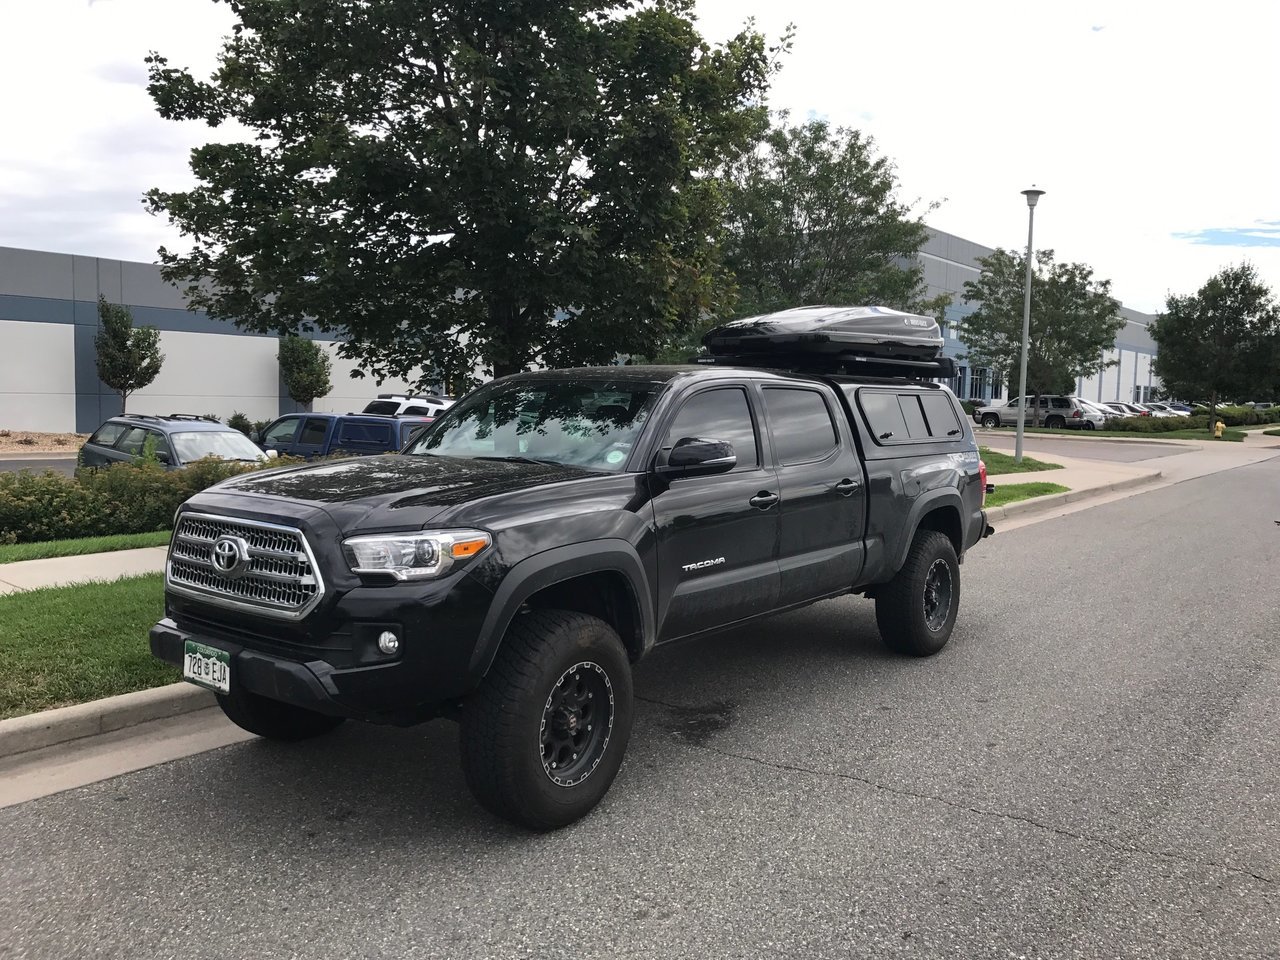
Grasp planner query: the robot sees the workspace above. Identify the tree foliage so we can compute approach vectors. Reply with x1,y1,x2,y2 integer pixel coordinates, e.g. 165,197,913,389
94,297,164,413
277,336,333,409
1151,263,1280,416
144,0,785,387
722,117,942,318
958,249,1123,422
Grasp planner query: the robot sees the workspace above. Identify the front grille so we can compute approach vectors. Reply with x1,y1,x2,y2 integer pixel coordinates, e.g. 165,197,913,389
167,513,324,620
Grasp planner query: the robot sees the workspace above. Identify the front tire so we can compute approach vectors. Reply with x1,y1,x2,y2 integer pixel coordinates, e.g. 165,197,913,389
980,414,1000,429
875,530,960,657
216,689,346,741
460,610,634,830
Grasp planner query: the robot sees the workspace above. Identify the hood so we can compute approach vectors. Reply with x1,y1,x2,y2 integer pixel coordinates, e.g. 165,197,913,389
211,454,600,527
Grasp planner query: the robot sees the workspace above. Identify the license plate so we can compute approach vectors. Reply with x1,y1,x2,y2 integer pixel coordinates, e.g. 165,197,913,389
183,640,231,694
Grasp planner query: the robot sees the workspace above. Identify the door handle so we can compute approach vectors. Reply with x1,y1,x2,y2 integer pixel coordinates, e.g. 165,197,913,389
749,491,779,510
834,478,862,496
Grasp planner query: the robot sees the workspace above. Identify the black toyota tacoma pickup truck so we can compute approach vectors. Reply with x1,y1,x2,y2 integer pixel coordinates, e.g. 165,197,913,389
151,306,993,829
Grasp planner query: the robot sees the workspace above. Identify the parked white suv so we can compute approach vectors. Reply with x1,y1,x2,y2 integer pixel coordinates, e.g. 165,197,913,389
361,393,454,417
973,395,1105,430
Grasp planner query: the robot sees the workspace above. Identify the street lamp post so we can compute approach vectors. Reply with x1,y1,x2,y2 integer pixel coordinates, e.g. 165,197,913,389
1014,187,1045,464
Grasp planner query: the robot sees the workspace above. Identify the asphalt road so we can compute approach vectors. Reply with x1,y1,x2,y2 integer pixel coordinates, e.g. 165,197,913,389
977,432,1184,463
0,457,75,476
3,462,1279,959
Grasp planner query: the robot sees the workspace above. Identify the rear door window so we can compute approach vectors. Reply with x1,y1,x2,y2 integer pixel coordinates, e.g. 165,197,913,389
762,388,839,464
89,422,127,447
114,426,149,456
298,418,330,446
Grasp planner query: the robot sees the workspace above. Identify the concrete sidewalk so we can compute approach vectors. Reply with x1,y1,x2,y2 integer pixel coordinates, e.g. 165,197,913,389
0,546,168,595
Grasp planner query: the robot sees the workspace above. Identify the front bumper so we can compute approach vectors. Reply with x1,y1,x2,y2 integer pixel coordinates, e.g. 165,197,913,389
152,619,435,724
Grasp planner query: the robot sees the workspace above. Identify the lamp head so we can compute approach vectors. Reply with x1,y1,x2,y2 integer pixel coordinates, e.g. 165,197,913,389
1022,187,1046,208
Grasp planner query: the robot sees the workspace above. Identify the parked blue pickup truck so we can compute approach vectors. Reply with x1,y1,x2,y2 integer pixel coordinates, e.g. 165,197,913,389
254,413,432,459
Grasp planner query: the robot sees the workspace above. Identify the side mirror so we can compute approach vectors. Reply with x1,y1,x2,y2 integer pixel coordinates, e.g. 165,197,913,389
155,451,171,464
656,437,736,478
266,449,279,460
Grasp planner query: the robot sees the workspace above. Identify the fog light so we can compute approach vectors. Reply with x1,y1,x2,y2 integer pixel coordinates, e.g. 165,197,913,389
377,631,400,655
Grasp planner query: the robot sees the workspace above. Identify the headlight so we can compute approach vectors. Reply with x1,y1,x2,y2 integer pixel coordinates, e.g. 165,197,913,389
341,529,492,581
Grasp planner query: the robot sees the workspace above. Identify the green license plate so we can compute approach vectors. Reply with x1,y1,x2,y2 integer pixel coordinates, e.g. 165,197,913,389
183,640,231,694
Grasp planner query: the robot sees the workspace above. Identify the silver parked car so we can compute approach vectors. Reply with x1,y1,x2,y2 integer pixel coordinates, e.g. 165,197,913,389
973,395,1105,430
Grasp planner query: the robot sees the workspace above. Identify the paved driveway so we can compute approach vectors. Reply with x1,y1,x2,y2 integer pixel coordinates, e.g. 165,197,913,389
2,461,1277,958
0,456,75,476
977,432,1184,463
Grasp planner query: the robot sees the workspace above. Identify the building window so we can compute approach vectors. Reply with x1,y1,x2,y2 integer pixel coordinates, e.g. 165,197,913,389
969,368,988,400
991,376,1003,400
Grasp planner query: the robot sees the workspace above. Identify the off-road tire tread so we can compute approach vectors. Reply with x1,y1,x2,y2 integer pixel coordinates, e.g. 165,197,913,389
875,530,959,657
460,610,631,830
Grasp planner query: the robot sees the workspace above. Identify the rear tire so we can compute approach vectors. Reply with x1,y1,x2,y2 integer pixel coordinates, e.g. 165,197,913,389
980,414,999,429
216,689,345,741
460,610,634,831
1083,420,1096,431
875,531,960,657
1045,416,1065,429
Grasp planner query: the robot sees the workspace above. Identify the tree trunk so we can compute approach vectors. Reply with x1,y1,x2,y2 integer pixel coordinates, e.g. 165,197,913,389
1209,390,1217,434
119,390,129,414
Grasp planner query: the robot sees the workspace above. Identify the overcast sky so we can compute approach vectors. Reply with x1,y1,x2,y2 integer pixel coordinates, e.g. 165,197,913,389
2,0,1277,314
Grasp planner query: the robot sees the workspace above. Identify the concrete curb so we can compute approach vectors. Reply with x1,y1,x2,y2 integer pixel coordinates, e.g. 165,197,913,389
0,450,79,460
986,470,1163,524
0,682,213,760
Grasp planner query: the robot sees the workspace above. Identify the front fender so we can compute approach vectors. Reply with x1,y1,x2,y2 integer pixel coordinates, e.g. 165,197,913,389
467,539,655,682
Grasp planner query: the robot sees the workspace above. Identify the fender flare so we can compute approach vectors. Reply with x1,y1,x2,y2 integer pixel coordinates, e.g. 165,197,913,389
892,489,965,571
468,539,656,679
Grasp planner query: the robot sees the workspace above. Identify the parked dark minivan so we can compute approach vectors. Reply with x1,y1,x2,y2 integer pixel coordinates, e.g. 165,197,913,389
254,413,430,459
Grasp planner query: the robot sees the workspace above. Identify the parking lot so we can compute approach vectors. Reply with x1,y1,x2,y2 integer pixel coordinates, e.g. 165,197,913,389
3,461,1278,959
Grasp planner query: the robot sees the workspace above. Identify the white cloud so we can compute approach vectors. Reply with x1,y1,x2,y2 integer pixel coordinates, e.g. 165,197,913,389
1,0,1277,314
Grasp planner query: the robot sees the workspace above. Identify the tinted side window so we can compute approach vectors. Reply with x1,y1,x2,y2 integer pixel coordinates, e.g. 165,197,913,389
338,421,392,445
114,426,149,456
263,418,301,445
897,396,929,439
920,393,962,438
89,422,127,447
403,406,434,416
299,418,330,445
664,388,758,471
149,430,174,460
858,391,909,442
1052,397,1070,409
763,388,838,463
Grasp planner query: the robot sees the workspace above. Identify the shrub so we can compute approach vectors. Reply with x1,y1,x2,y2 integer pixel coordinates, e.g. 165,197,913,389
0,457,270,545
227,411,254,436
959,400,980,417
1104,415,1210,433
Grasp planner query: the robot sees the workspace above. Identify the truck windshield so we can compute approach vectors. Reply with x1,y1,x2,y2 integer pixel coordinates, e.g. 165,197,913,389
405,379,662,471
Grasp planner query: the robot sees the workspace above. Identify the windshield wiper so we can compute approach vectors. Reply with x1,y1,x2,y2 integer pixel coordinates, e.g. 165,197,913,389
472,455,561,466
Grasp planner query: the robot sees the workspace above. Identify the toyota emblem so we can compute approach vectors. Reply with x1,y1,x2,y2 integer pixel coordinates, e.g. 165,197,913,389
210,535,250,579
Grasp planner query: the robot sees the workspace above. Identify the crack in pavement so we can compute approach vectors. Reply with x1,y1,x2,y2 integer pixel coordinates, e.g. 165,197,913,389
635,703,1277,889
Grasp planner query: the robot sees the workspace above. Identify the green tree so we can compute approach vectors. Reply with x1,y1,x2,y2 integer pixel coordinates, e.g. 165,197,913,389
277,336,333,410
723,117,943,319
1151,263,1280,423
144,0,786,388
958,249,1123,425
94,296,164,413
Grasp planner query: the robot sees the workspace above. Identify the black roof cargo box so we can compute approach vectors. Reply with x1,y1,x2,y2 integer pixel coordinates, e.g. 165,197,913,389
699,305,955,378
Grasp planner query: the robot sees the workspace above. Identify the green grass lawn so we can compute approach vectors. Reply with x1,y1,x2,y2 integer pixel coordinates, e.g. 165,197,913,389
986,482,1069,508
1264,428,1280,437
0,530,172,565
978,447,1063,475
0,574,176,719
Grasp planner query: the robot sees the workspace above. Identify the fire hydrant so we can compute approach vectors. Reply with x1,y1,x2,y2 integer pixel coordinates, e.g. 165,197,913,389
1214,420,1225,439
